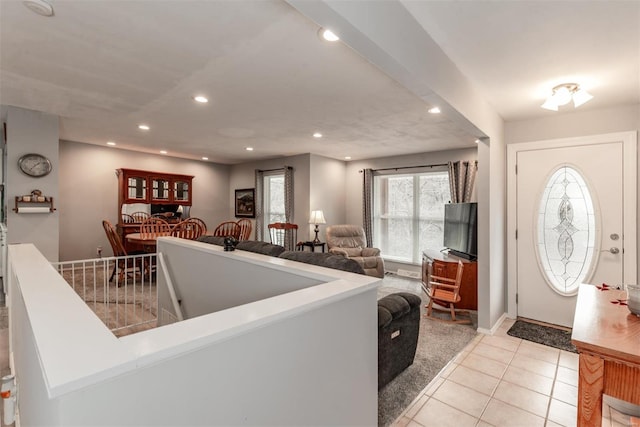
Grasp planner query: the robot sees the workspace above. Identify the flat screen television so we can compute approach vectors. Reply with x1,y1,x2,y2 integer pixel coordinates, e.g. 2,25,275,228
443,202,478,260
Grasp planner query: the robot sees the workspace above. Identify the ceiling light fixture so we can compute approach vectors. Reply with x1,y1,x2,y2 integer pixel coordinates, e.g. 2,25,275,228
474,139,481,144
106,141,116,146
318,28,339,42
138,124,150,130
344,156,351,160
428,107,441,114
541,83,593,111
202,157,209,161
246,147,254,151
160,150,167,154
22,0,54,17
313,132,322,138
193,95,208,103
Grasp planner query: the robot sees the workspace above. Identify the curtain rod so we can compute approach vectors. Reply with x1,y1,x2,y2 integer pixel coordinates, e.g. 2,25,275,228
257,166,293,173
359,163,448,173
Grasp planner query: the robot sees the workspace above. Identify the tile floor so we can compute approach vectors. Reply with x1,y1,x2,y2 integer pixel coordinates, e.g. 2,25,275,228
391,317,580,427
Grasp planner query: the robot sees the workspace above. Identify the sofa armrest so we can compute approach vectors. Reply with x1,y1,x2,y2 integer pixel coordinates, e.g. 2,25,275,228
329,248,350,257
361,247,381,257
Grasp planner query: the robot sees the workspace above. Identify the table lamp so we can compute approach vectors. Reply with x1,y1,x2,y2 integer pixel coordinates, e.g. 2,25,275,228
309,210,326,244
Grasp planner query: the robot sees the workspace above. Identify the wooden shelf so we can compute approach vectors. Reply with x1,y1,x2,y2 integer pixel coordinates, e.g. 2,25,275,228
13,196,56,213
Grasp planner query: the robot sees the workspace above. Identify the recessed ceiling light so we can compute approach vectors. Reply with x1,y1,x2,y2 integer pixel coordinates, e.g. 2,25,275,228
246,147,254,151
193,95,208,103
428,107,441,114
106,141,116,146
318,28,339,42
475,139,481,144
202,157,209,161
22,0,54,17
160,150,168,154
138,124,150,131
344,156,351,160
313,132,323,138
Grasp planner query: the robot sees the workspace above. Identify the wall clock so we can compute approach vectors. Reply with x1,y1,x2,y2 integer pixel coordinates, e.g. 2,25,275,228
18,153,52,177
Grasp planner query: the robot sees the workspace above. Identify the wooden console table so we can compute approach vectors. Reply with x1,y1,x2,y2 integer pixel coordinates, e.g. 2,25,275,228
571,284,640,427
422,249,478,310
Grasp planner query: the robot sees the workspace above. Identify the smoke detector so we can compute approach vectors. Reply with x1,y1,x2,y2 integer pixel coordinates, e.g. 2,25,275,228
23,0,54,17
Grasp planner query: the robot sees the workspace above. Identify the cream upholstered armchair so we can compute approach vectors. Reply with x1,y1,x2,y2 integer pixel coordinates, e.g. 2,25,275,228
325,224,385,278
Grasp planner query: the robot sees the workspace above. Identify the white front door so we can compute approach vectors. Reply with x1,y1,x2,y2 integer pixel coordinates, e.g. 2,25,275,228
512,133,636,327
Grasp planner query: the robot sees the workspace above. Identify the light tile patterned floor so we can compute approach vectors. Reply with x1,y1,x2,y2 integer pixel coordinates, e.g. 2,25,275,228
392,318,580,427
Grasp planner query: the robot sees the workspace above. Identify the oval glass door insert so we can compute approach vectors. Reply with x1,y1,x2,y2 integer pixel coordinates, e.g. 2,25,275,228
536,166,597,295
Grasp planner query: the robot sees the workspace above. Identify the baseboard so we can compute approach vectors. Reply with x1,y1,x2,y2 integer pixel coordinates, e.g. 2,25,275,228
476,312,509,335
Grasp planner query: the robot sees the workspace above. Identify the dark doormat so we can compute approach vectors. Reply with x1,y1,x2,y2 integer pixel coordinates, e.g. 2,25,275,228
507,320,577,353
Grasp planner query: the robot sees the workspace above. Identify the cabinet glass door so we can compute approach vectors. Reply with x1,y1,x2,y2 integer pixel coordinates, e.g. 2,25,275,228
127,176,147,201
152,178,170,201
174,180,190,202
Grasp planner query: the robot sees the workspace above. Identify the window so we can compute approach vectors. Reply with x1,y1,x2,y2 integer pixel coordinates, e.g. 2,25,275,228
373,170,450,263
262,173,285,237
536,166,596,295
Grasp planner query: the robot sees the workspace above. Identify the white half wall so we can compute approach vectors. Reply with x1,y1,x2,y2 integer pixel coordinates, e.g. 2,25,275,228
9,241,379,426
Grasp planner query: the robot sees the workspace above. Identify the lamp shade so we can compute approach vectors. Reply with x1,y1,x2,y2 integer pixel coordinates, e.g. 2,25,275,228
309,210,326,224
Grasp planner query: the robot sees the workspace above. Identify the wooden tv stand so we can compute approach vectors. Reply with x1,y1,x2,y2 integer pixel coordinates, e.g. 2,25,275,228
422,249,478,310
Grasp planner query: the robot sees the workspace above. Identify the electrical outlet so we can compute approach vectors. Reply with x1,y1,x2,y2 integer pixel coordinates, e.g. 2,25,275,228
96,246,102,258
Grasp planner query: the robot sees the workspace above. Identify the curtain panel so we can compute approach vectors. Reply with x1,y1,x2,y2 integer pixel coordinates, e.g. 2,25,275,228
254,169,265,241
448,161,478,203
362,168,374,247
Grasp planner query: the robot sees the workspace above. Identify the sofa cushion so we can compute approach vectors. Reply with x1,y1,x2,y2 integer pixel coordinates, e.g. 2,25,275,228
236,241,285,257
197,235,226,246
278,251,365,275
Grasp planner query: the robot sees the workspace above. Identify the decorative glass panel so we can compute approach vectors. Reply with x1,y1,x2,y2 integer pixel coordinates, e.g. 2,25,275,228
174,181,189,202
127,176,146,200
536,166,596,295
152,178,169,200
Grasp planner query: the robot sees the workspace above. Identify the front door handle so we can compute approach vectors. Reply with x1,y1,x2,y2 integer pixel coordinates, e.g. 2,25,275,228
602,247,620,254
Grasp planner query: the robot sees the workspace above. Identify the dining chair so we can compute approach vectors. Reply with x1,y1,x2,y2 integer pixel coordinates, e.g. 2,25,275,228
425,260,471,324
121,213,135,224
102,220,147,283
130,211,150,223
237,218,252,240
171,219,205,240
140,217,171,239
213,221,241,239
189,217,208,234
268,222,298,251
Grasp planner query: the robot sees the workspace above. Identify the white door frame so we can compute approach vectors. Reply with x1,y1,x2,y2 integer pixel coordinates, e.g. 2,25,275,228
507,131,637,319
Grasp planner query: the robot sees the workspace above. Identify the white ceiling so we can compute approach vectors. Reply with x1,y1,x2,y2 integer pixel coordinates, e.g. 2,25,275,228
1,0,638,164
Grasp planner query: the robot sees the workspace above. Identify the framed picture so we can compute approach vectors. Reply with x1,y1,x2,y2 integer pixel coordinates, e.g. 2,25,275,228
235,188,255,218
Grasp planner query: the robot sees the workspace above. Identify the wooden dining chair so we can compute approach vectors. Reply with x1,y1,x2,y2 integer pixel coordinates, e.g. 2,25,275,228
237,218,252,240
425,260,470,324
171,219,205,240
130,211,150,223
268,222,298,251
188,217,208,234
140,217,171,239
121,213,135,224
102,220,146,282
213,221,241,239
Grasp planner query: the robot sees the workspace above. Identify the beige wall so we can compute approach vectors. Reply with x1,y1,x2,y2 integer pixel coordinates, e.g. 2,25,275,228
309,154,346,242
58,141,229,261
6,107,60,261
228,154,311,241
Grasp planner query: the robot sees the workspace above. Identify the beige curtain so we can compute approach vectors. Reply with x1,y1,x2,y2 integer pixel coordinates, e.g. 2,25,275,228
362,168,373,247
448,161,478,203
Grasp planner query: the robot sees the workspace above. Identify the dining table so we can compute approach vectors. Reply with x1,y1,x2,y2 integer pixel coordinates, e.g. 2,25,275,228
126,232,171,251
